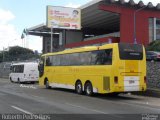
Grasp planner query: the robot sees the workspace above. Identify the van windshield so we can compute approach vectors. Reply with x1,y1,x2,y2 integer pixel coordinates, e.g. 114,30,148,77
118,43,143,60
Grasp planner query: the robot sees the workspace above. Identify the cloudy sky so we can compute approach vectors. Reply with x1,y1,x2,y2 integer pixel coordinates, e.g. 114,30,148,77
0,0,159,52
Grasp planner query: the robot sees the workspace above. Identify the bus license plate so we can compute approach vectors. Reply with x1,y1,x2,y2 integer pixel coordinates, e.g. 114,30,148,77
129,80,135,84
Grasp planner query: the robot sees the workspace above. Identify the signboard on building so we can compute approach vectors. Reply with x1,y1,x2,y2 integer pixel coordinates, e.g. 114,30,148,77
47,6,81,30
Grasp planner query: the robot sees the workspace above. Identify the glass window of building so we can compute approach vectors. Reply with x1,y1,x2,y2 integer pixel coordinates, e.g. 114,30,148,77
156,19,160,40
149,18,154,43
149,18,160,42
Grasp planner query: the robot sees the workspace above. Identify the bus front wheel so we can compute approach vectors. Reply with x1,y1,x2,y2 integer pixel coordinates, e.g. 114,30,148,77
45,79,51,89
75,81,83,95
85,82,93,96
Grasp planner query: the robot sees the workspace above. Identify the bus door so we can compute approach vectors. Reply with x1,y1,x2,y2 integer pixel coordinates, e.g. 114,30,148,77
39,57,45,78
118,43,143,91
45,56,54,83
11,65,17,81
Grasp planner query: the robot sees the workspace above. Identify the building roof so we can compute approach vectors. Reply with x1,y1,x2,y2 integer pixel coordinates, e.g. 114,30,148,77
81,0,160,10
26,0,160,36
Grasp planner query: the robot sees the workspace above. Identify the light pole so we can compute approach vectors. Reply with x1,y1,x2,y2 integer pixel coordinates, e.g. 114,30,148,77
3,47,5,62
51,27,53,53
133,6,147,44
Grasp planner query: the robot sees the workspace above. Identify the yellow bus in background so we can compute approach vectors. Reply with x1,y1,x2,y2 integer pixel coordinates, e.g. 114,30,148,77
38,43,146,96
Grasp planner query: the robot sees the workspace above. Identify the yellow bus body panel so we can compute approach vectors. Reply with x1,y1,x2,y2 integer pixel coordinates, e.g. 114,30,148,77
39,43,146,94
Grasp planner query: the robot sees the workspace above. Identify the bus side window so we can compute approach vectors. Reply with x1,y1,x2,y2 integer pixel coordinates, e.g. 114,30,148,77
46,57,52,66
52,55,60,66
103,49,112,65
12,66,15,73
10,66,12,71
79,52,91,65
60,54,69,66
91,49,112,65
15,66,18,73
19,65,24,73
92,50,105,65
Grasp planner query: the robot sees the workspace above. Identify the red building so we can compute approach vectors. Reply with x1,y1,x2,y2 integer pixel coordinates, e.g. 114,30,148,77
99,0,160,46
26,0,160,53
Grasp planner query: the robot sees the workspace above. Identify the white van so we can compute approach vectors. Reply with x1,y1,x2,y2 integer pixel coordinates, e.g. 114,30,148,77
9,62,39,83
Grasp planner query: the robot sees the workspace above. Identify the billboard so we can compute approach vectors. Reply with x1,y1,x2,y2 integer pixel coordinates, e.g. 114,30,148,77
47,6,81,30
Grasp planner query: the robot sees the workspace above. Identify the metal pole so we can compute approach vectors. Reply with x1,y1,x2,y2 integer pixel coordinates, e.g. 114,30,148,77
51,27,53,52
133,6,147,44
3,47,5,62
133,12,137,44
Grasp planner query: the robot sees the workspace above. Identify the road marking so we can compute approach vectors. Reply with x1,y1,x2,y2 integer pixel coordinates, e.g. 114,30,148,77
11,106,32,114
65,103,124,118
20,84,37,89
66,103,106,114
113,100,160,112
11,106,46,120
31,95,45,100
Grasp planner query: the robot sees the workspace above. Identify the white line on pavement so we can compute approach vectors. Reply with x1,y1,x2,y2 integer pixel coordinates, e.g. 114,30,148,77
11,105,32,114
11,106,45,120
65,103,124,118
65,103,106,114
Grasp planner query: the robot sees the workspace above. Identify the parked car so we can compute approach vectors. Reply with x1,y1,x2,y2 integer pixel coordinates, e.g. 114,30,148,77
146,51,160,61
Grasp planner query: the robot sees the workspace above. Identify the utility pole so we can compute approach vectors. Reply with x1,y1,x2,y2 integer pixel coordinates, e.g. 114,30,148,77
133,6,147,44
2,47,5,62
51,27,53,53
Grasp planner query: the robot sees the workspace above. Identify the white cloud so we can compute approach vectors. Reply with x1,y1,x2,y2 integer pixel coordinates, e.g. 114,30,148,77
0,9,15,24
65,3,81,8
65,0,94,8
0,9,21,51
0,9,22,50
0,8,42,52
27,36,42,53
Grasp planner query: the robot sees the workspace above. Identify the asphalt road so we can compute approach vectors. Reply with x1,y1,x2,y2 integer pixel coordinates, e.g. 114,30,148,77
0,78,160,120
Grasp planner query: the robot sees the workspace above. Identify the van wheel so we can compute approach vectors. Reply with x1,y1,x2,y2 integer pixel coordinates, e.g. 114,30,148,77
85,82,93,96
17,78,21,84
45,79,51,89
10,77,13,83
75,81,83,94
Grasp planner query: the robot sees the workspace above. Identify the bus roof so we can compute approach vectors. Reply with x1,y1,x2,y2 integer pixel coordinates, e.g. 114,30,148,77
42,43,117,57
11,62,38,66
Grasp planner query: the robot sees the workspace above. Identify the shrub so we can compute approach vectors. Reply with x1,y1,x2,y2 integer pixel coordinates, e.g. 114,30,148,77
146,40,160,52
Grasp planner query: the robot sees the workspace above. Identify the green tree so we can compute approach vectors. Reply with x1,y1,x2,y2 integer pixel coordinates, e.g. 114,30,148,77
9,46,34,55
0,46,40,62
146,40,160,52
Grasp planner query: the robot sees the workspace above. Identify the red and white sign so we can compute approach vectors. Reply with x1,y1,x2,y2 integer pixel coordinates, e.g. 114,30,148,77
47,6,81,30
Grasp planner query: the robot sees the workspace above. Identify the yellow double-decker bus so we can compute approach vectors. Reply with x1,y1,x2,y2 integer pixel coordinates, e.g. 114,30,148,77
38,43,146,96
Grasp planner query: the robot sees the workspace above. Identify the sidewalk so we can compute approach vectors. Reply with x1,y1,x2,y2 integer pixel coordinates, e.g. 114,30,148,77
133,88,160,98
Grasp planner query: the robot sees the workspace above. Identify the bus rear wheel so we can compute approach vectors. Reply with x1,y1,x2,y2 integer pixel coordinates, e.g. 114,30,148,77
75,81,83,94
85,82,93,96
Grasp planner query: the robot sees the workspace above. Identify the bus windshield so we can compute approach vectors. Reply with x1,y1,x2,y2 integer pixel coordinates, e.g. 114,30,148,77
118,43,143,60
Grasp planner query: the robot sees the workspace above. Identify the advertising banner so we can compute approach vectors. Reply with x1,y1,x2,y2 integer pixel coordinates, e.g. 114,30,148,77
47,6,81,30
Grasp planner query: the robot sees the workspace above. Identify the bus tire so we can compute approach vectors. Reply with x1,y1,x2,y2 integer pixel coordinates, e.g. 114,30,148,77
85,82,93,96
75,81,83,95
45,79,51,89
